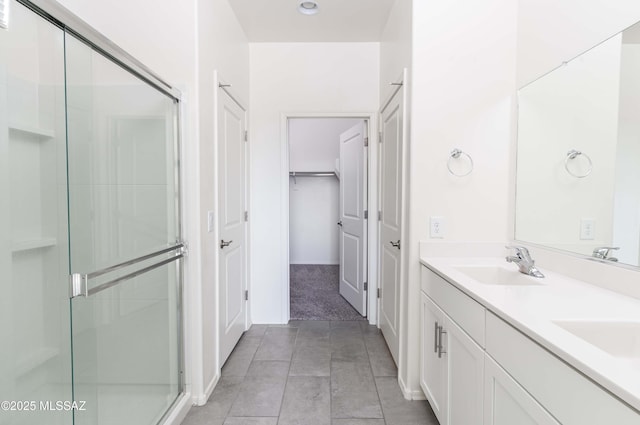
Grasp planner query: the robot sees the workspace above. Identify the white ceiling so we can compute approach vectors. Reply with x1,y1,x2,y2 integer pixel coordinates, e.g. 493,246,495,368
227,0,397,42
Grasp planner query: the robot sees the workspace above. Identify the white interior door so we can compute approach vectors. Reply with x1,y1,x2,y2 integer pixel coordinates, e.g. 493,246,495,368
339,121,367,316
379,86,404,363
218,88,247,365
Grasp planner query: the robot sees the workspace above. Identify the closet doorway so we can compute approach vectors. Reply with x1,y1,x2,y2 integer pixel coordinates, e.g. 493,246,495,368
286,116,374,321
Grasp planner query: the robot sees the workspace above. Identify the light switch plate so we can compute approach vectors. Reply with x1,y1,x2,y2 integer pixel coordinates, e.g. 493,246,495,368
580,218,595,240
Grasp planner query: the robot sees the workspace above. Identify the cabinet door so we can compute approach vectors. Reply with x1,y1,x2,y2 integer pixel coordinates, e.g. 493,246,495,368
446,316,484,425
484,355,560,425
421,293,448,424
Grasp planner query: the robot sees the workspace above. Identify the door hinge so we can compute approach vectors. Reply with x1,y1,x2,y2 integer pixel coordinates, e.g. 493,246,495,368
244,130,248,142
364,137,369,147
378,210,382,221
379,131,383,143
245,290,249,301
69,273,87,299
377,288,381,299
364,282,368,291
244,211,248,222
364,210,368,220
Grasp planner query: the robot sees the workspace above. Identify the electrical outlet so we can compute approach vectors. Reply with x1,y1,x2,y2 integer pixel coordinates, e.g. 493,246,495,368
580,218,595,240
208,211,215,233
430,216,445,238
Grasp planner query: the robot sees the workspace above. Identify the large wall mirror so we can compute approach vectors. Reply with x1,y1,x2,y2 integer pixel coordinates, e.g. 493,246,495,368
516,21,640,268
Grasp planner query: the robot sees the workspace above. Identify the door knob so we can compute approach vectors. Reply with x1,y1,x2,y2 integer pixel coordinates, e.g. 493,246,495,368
220,239,233,249
337,221,343,227
390,240,400,249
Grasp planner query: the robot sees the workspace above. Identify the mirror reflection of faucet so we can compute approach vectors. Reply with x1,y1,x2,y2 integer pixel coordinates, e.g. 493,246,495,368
505,245,545,278
592,246,619,262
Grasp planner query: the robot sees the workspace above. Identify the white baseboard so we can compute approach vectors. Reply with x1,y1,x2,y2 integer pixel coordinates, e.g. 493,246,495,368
196,373,220,406
289,261,339,265
160,391,192,425
398,375,426,401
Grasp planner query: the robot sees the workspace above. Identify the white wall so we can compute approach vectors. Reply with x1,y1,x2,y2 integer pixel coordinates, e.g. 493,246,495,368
404,0,517,397
289,118,359,172
380,0,412,97
250,42,380,323
289,177,339,265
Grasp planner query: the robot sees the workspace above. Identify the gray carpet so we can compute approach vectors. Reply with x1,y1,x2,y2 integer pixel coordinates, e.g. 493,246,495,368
290,264,365,321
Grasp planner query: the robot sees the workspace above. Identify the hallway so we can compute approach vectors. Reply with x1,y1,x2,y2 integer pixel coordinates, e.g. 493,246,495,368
182,321,437,425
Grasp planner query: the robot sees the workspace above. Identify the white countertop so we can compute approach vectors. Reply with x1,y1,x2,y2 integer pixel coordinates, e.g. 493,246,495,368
420,255,640,412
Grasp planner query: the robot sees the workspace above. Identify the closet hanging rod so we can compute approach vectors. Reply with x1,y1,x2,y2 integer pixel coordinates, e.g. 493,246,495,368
289,171,338,184
289,171,337,178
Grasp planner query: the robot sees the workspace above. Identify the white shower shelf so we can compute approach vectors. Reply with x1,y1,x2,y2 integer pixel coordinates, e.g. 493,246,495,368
15,347,59,377
9,123,55,139
11,238,57,253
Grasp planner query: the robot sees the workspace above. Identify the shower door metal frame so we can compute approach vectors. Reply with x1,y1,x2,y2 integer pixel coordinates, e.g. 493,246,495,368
16,0,182,101
15,0,187,420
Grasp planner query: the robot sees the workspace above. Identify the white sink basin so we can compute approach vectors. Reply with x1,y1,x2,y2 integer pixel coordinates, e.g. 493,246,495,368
454,265,544,286
553,320,640,359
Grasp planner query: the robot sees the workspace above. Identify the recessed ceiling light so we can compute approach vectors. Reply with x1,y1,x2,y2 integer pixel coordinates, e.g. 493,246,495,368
298,1,319,15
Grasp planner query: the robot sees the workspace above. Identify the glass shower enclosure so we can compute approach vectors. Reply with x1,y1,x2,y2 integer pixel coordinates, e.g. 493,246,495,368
0,1,184,424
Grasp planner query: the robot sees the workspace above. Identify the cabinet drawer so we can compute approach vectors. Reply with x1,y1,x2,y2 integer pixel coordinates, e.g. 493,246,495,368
486,312,640,425
422,266,485,347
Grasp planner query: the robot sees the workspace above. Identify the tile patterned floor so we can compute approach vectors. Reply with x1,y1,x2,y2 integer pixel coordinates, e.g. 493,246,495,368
181,321,438,425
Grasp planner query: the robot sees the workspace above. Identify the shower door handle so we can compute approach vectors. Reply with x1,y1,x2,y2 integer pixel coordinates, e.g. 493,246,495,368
220,239,233,249
69,243,186,298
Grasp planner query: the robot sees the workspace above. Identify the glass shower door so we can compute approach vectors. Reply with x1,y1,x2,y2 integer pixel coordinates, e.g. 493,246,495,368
64,33,183,425
0,2,72,424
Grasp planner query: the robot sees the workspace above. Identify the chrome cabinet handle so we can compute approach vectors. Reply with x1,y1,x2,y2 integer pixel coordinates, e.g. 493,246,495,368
434,321,439,353
390,240,400,249
438,326,447,358
220,239,233,249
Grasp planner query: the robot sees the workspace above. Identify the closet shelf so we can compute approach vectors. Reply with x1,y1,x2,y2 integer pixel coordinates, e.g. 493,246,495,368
11,238,57,253
9,123,55,139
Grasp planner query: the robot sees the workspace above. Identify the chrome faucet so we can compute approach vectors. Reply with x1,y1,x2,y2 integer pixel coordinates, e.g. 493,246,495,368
505,245,545,278
592,246,619,262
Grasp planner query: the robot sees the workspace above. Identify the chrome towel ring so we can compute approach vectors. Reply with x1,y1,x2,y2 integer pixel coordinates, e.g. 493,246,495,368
564,149,593,178
447,148,474,177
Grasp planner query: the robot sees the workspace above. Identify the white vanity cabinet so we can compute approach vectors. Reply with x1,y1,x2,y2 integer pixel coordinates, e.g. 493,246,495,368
420,293,447,422
420,269,484,425
420,263,640,425
484,354,560,425
486,312,640,425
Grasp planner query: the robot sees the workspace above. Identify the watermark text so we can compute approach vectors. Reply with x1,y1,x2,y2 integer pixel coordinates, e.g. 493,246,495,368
1,400,87,412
